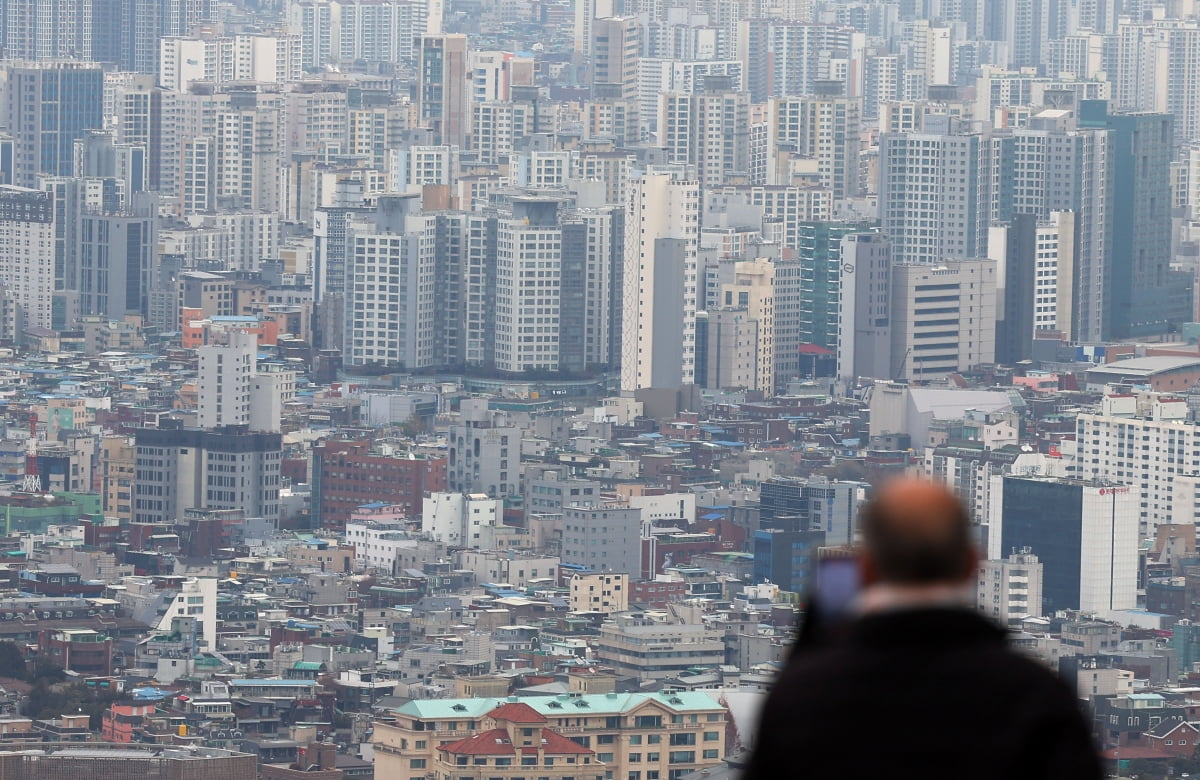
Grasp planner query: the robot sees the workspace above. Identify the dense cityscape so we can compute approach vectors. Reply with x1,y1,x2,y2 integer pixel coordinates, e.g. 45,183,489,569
0,0,1200,776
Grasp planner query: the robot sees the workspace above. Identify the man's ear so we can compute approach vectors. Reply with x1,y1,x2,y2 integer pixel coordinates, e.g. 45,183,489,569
960,545,980,583
859,552,880,588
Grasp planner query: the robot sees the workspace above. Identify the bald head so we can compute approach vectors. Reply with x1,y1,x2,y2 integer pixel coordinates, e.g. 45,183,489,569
859,478,975,586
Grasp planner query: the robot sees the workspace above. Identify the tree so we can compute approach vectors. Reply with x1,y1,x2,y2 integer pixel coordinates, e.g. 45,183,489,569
0,642,27,680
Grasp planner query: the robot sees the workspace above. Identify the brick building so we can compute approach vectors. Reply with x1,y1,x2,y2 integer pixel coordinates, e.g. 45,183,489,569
312,440,447,530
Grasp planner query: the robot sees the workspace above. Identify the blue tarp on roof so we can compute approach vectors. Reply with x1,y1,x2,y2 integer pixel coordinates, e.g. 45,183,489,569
713,440,747,447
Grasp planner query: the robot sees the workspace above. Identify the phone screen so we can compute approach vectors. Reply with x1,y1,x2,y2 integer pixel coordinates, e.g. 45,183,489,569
815,556,860,617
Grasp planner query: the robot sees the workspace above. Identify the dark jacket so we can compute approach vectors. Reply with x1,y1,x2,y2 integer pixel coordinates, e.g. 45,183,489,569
745,608,1103,780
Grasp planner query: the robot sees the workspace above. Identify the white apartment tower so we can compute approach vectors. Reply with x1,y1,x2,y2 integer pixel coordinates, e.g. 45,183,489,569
879,116,990,265
0,186,55,330
1076,388,1200,538
197,329,256,429
495,198,564,373
658,82,750,189
769,92,862,198
621,173,701,392
343,194,438,370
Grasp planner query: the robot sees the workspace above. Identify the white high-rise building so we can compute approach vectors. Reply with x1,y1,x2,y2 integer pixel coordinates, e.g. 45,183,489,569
197,330,256,429
1075,388,1200,538
658,85,749,189
769,93,862,198
889,259,996,382
621,172,700,392
879,116,991,266
495,198,564,374
1114,21,1200,144
289,0,440,67
159,34,303,91
0,186,55,330
343,194,438,370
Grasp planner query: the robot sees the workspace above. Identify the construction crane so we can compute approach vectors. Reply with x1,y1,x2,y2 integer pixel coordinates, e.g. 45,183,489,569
20,411,40,494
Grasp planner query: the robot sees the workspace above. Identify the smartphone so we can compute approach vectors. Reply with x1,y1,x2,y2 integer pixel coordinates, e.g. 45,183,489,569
815,556,860,618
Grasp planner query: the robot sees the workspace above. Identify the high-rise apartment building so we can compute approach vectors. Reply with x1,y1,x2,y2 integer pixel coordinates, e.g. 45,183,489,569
621,173,700,391
158,34,303,91
769,91,862,198
0,186,55,330
879,116,990,265
998,110,1108,342
343,194,438,370
658,78,749,189
989,211,1075,363
120,0,211,72
1075,388,1200,538
197,330,255,430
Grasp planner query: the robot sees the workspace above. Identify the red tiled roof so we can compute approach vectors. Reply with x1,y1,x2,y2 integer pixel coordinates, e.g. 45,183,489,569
487,702,547,724
438,728,595,757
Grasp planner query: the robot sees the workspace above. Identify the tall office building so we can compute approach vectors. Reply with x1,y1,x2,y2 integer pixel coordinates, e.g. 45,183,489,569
987,475,1136,614
133,421,282,527
76,197,158,321
1078,101,1176,340
0,186,54,331
621,173,700,392
759,475,861,545
4,62,103,188
837,231,892,382
591,17,640,103
890,259,996,381
879,116,990,265
417,34,470,148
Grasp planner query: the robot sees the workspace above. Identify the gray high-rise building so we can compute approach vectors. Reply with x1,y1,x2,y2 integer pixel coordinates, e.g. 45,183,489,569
4,61,103,187
1079,101,1177,339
